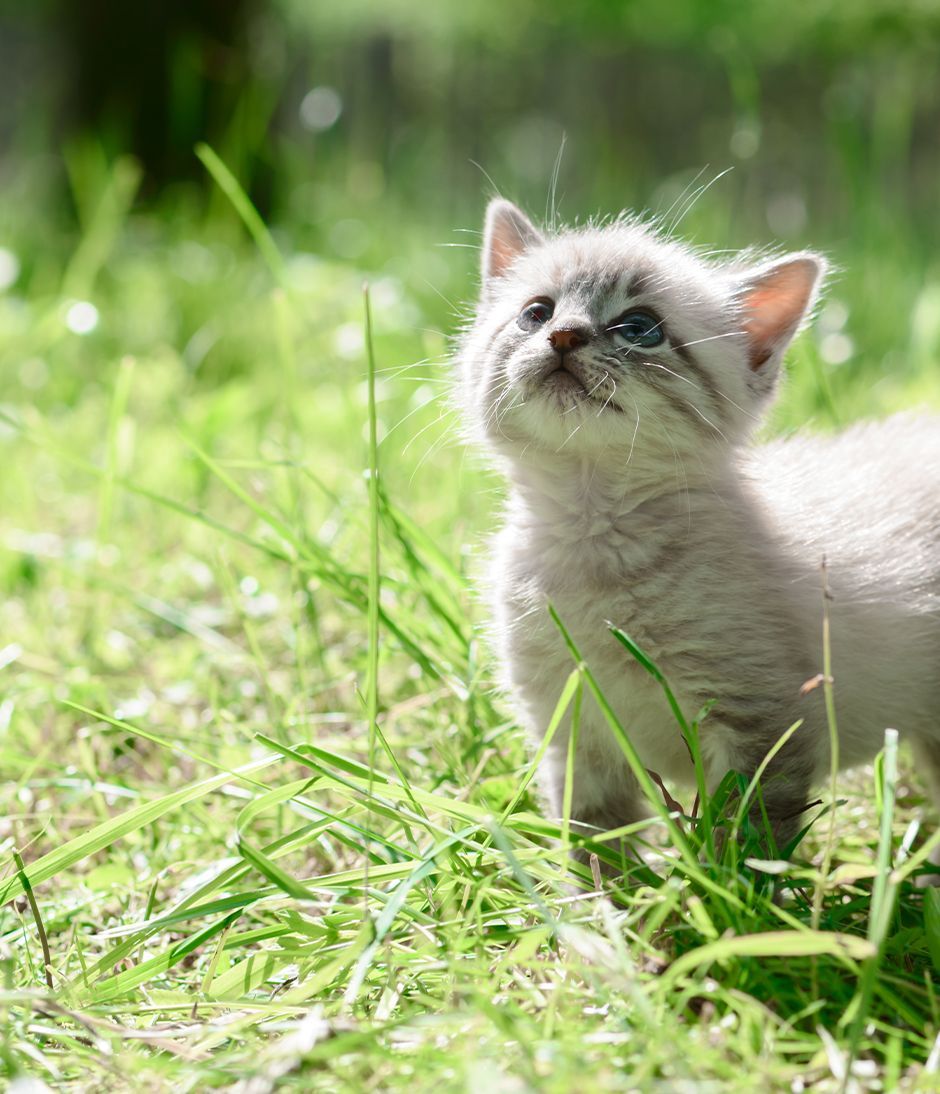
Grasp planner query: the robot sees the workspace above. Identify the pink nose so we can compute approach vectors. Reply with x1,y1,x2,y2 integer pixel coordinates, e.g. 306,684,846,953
549,328,587,352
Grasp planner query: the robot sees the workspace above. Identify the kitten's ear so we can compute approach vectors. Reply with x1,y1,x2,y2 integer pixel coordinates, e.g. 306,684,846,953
482,199,543,285
736,253,826,375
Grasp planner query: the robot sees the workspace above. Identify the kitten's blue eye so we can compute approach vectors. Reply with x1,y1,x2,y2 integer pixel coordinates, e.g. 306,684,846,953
517,298,554,332
609,310,665,348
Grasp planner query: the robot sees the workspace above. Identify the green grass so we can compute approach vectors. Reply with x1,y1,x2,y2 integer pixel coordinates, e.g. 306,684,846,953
2,152,940,1092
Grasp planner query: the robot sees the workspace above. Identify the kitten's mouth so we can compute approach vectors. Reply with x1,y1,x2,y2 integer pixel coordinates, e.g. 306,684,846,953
539,361,622,412
545,364,588,395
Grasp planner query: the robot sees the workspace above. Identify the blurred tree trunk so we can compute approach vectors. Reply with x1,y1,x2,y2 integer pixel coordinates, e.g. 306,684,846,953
57,0,256,193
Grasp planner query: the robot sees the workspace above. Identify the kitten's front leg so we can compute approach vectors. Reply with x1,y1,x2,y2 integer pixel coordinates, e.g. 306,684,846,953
725,732,815,857
540,744,649,877
569,797,651,878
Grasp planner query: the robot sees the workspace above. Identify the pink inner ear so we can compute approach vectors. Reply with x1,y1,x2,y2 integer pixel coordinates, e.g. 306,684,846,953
484,201,542,282
741,259,818,370
489,230,523,281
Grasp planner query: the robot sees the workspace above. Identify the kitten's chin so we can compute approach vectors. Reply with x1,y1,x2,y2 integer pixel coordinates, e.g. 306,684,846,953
481,391,634,457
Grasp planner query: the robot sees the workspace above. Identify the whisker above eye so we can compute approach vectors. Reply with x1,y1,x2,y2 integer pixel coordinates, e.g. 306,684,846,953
607,319,664,333
606,310,666,349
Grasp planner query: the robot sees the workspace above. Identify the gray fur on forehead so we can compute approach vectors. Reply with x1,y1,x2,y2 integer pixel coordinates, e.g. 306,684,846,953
495,218,733,308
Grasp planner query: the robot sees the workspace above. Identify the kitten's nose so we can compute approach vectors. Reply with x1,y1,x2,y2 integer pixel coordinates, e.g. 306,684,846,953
549,327,589,353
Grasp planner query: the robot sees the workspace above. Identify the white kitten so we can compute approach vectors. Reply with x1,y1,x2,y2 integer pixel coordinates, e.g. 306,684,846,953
457,198,940,858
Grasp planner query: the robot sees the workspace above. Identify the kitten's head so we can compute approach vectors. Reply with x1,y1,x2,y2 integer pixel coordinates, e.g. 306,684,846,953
458,199,825,471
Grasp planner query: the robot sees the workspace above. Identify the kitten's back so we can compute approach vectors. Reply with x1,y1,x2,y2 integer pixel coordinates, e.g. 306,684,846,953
748,413,940,607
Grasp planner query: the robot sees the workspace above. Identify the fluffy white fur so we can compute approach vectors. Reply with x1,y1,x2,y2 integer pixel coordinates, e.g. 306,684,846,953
457,198,940,856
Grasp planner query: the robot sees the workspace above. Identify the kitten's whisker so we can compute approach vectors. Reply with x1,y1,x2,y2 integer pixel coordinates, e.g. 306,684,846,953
409,415,463,481
584,374,610,399
420,281,461,312
489,389,526,435
595,393,615,418
667,167,734,235
607,320,666,340
595,375,618,417
409,433,458,484
468,159,504,208
639,357,761,423
375,357,450,380
483,380,518,426
496,394,525,427
657,166,708,234
708,389,759,421
381,392,445,445
375,356,449,373
546,134,567,233
487,383,524,430
381,372,451,387
641,360,698,388
671,331,745,351
556,423,582,451
626,392,642,467
402,406,453,457
681,400,729,441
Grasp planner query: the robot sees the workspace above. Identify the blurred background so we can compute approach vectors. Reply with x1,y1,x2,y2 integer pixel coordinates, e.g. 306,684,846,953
5,1,940,265
4,2,940,211
2,0,940,476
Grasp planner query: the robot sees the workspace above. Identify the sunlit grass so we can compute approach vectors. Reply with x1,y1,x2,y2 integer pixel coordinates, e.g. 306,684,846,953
1,149,939,1091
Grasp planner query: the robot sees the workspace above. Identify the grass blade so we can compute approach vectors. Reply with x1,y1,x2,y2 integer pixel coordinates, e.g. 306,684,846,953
195,142,287,288
0,757,276,906
550,606,696,869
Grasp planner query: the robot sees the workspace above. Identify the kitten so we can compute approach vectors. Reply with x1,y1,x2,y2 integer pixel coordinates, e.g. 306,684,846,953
457,198,940,863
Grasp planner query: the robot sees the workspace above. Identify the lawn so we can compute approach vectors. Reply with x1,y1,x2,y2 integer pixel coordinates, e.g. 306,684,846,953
2,146,940,1091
